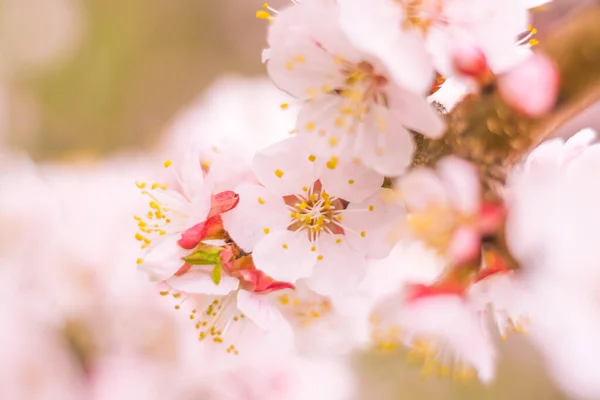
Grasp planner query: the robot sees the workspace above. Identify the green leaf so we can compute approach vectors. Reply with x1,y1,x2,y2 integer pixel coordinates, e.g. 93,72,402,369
183,247,222,265
211,263,222,285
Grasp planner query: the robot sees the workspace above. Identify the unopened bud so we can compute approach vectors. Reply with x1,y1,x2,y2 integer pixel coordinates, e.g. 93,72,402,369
452,45,493,85
498,53,559,117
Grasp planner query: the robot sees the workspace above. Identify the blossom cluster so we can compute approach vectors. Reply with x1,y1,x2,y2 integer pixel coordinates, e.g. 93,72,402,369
128,1,600,399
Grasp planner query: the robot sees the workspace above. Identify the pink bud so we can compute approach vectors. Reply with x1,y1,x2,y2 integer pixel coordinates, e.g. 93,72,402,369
498,53,559,117
452,44,491,82
448,227,480,264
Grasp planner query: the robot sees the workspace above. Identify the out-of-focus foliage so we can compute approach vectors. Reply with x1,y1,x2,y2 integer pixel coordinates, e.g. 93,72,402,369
5,0,270,160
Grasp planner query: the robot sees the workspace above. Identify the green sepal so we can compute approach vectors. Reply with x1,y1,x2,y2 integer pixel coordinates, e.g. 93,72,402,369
183,247,222,265
211,263,222,285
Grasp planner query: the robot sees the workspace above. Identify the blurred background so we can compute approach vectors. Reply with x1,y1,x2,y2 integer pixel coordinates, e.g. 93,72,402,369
0,0,597,398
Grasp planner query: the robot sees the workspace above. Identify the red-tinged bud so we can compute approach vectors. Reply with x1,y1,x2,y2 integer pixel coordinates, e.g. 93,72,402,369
252,270,295,293
208,191,240,218
174,263,192,277
478,203,505,235
448,227,480,265
498,53,559,117
452,44,493,85
177,215,225,249
224,255,295,293
406,283,465,303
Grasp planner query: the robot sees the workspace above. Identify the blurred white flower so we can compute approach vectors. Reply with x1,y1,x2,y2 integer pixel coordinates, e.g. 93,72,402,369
191,355,356,400
162,75,296,191
338,0,532,83
507,128,600,399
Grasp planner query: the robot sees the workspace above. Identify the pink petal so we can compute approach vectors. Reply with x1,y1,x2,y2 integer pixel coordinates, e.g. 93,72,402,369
448,227,481,264
498,53,559,117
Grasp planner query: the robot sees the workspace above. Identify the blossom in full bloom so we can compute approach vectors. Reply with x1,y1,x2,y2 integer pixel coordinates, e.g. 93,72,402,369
338,0,534,85
134,151,237,281
223,137,400,298
133,152,297,356
265,0,445,176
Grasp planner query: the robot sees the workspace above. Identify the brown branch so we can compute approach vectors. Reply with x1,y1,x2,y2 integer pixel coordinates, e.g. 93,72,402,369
414,2,600,199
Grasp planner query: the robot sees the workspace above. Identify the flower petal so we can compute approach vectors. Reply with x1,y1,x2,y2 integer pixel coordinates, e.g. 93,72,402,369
237,290,289,332
319,157,384,203
221,184,290,251
436,156,480,214
398,167,447,211
295,95,351,161
253,137,322,196
305,234,367,298
388,87,446,138
357,106,415,176
138,235,188,281
398,295,497,383
252,230,317,283
267,1,347,99
341,188,402,258
339,0,434,94
167,267,239,295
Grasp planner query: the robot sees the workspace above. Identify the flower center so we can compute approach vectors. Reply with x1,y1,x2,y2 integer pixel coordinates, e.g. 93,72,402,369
160,288,245,355
285,182,345,240
334,60,390,112
407,205,473,255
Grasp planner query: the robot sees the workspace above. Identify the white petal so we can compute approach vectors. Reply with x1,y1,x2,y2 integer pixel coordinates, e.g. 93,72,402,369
339,0,434,94
319,158,384,203
562,128,596,165
179,145,206,202
427,78,468,112
399,295,497,383
267,1,348,99
398,167,447,211
295,95,352,160
253,137,322,196
362,240,444,298
436,156,480,214
358,107,415,176
388,87,446,138
138,235,188,281
523,137,563,172
338,0,401,56
167,267,239,295
341,188,402,258
252,230,317,283
378,32,435,95
222,183,290,251
305,234,367,298
237,290,288,332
